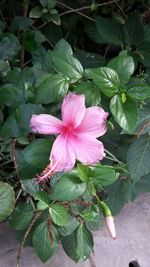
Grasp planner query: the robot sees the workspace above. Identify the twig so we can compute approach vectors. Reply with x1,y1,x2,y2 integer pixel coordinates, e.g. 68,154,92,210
58,0,95,21
0,159,12,168
104,148,121,164
114,0,126,19
12,139,19,178
72,200,91,207
59,0,120,17
16,212,41,267
0,8,9,30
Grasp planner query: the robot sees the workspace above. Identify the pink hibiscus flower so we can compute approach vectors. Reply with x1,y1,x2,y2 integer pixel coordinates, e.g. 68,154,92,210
30,93,108,181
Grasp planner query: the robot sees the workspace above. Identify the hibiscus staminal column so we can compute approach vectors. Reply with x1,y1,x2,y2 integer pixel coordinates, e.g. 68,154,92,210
30,93,108,181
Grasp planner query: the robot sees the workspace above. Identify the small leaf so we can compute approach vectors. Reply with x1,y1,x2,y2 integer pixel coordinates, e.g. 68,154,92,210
58,216,79,236
107,54,134,84
51,49,83,83
9,203,34,230
76,225,93,261
127,84,150,100
110,95,138,133
62,230,79,262
92,165,118,187
54,38,73,55
29,6,42,18
49,204,68,226
105,180,126,215
0,59,10,77
0,84,24,107
86,213,104,231
11,16,33,31
85,67,120,97
0,182,15,221
52,173,86,201
77,164,92,182
32,221,58,262
36,73,69,104
1,104,46,138
18,138,52,179
0,34,21,60
74,81,101,106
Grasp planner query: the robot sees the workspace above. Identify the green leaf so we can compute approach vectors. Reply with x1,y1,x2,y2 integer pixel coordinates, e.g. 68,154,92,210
127,84,150,100
124,12,144,45
51,49,83,83
47,0,56,10
11,16,33,31
77,164,92,182
0,84,24,107
0,182,15,221
110,95,138,133
81,205,99,221
0,59,10,77
32,221,58,262
52,173,86,201
107,54,134,84
36,191,51,205
18,138,52,179
92,165,118,187
86,23,104,44
1,104,45,137
58,216,79,237
85,67,120,97
37,201,48,210
0,34,21,60
86,213,104,231
50,9,61,25
9,203,34,230
96,16,124,45
127,134,150,180
76,225,93,261
29,6,42,18
62,230,79,262
105,180,125,215
74,81,101,106
55,38,73,55
49,204,68,226
36,73,69,104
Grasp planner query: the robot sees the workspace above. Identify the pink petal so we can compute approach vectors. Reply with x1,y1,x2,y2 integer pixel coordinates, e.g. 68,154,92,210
30,114,63,135
76,107,108,138
49,134,76,172
61,93,86,127
70,135,105,164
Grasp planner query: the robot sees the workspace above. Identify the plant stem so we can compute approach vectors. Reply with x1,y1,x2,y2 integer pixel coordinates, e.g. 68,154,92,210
104,148,121,164
59,0,120,18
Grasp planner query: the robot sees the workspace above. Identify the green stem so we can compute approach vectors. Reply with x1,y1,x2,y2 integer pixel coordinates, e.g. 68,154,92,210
95,195,112,217
104,148,121,164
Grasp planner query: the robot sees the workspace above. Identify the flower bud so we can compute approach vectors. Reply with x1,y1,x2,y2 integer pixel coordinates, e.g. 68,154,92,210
105,215,116,240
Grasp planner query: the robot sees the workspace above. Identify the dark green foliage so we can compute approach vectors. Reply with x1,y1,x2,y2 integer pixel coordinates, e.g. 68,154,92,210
1,0,150,264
